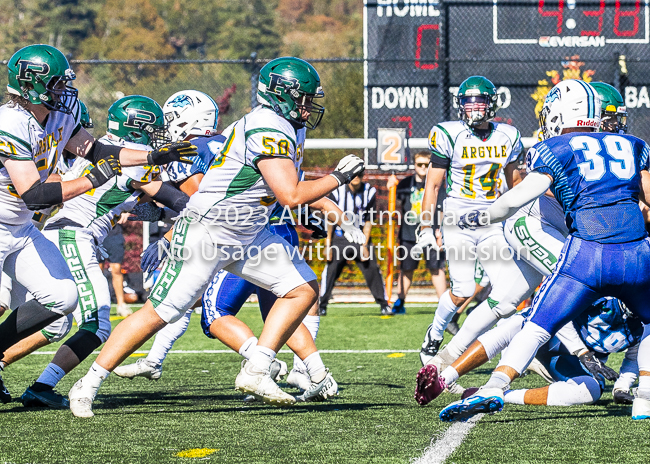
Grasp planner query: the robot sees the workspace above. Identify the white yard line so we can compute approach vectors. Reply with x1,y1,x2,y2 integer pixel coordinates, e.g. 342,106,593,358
411,414,484,464
29,349,421,355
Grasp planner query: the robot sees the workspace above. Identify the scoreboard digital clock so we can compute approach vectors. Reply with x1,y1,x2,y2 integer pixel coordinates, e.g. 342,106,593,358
364,0,650,156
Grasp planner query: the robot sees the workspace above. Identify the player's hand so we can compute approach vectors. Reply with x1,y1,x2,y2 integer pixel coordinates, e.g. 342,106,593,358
129,202,165,222
578,351,619,381
457,210,487,230
412,227,439,259
341,223,365,245
330,154,365,186
147,141,197,166
304,209,327,239
141,237,170,274
85,154,122,188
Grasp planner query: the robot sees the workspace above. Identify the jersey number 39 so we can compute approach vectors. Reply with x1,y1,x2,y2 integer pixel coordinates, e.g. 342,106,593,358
572,135,635,181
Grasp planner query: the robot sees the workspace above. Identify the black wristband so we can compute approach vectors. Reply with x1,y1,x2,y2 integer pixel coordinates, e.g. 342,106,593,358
152,182,190,213
86,141,122,164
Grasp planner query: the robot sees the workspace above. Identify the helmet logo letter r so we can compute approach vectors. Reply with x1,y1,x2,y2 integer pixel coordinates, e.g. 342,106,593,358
18,60,50,80
267,73,300,95
125,109,156,128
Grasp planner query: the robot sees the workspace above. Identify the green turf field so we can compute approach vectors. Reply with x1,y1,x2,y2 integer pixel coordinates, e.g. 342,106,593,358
0,303,647,463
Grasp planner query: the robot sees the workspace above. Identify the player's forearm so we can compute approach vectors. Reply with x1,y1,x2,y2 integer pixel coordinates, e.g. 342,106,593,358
278,176,339,209
555,322,589,356
420,166,445,228
363,221,372,246
484,172,552,224
118,147,151,167
61,177,95,202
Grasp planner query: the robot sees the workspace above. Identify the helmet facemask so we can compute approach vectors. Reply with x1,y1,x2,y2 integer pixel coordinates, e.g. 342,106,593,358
458,95,491,127
28,70,78,115
292,88,325,130
600,106,628,134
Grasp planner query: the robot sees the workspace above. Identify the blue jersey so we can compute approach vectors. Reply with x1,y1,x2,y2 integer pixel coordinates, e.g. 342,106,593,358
165,134,226,184
526,132,650,243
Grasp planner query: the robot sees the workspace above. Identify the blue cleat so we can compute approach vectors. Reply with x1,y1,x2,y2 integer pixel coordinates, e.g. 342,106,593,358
439,388,504,422
392,298,405,314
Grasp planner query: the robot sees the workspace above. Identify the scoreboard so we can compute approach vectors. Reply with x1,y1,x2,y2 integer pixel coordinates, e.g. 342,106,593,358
364,0,650,158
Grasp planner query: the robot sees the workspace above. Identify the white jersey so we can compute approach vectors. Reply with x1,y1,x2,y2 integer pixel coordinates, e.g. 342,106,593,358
187,106,305,246
45,134,158,242
514,194,569,236
428,120,522,214
0,102,81,225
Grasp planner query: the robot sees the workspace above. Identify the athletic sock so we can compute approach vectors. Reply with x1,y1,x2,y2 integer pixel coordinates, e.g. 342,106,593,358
303,352,326,383
146,309,192,365
483,371,511,390
248,345,276,372
440,366,460,385
504,389,526,405
293,355,307,372
445,300,499,360
85,362,110,390
238,337,258,360
430,291,460,340
34,363,66,390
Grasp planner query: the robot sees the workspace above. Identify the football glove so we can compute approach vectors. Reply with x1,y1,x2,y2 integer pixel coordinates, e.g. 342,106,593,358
411,227,440,259
578,351,619,381
330,154,365,186
340,222,366,245
129,202,165,222
457,210,488,230
141,237,170,274
85,155,122,188
147,141,197,166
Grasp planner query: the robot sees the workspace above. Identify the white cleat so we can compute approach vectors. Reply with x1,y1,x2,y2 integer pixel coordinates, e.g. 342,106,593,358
287,368,312,391
445,381,466,395
632,391,650,420
69,379,96,418
526,357,554,384
297,370,339,402
270,359,288,382
235,361,295,407
114,358,162,380
116,304,133,317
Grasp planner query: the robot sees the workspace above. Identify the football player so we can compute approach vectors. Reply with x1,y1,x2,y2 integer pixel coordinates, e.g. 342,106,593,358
0,95,192,408
0,44,197,363
416,298,642,407
440,79,650,422
416,76,541,372
69,57,365,417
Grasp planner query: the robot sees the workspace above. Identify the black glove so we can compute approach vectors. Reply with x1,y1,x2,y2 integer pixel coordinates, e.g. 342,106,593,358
578,351,619,381
147,141,197,166
304,209,327,239
141,237,170,274
85,155,122,188
129,202,165,222
457,210,488,230
330,154,365,186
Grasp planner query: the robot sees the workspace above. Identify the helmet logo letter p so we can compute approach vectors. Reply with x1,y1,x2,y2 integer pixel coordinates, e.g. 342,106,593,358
17,60,50,81
267,73,300,95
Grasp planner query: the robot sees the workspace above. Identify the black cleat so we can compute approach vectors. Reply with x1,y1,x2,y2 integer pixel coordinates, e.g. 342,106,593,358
0,371,10,404
21,386,69,409
381,305,396,316
446,312,461,336
613,388,634,405
420,323,443,366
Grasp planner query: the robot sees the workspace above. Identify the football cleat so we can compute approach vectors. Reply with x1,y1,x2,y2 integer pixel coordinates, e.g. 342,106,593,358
446,382,466,395
526,357,554,384
270,359,288,382
69,379,96,418
392,298,405,314
235,361,295,406
439,387,504,422
420,324,443,366
21,387,69,409
632,389,650,420
116,303,133,317
613,388,634,405
461,387,480,400
287,368,312,391
297,370,338,402
381,305,396,316
0,369,11,404
446,312,461,336
415,364,446,406
113,358,162,380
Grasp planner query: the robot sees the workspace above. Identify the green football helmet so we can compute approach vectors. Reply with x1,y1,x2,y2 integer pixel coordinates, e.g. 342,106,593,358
590,82,628,134
107,95,170,148
6,44,78,114
455,76,499,127
257,57,325,130
79,101,93,129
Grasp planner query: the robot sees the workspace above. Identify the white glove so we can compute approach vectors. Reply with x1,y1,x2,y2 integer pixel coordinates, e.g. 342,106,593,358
411,227,440,259
340,222,366,245
330,154,365,186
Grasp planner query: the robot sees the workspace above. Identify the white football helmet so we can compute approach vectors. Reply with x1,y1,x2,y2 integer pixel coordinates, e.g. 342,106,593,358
163,90,219,142
539,79,602,140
